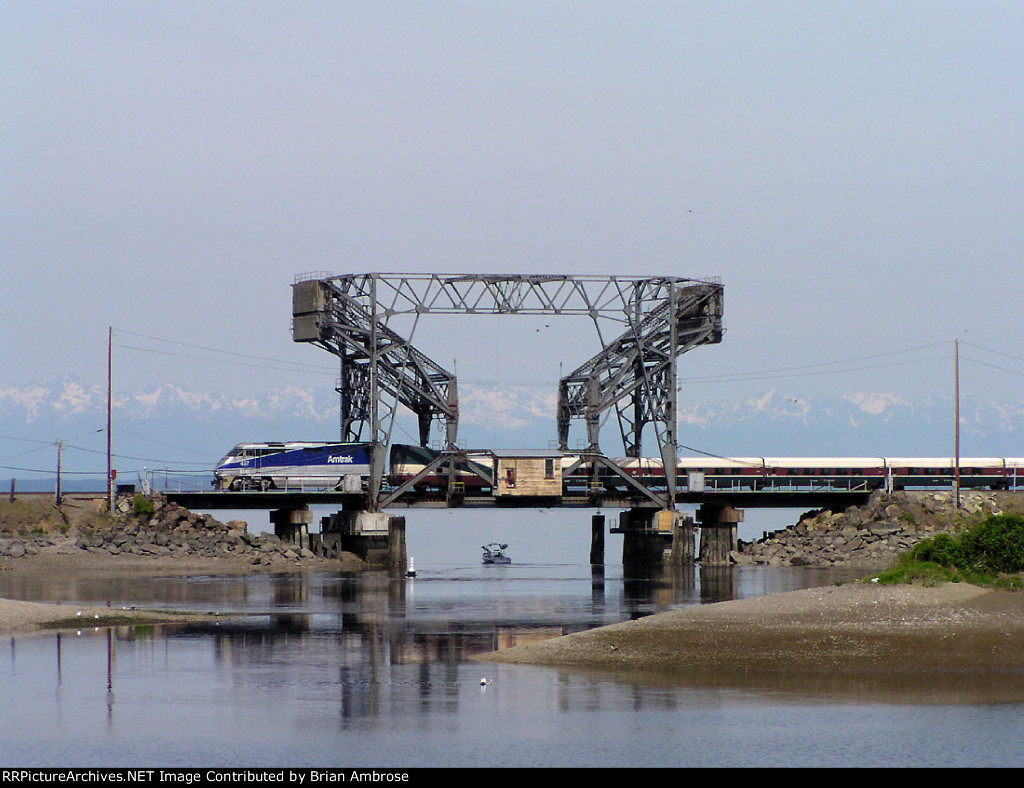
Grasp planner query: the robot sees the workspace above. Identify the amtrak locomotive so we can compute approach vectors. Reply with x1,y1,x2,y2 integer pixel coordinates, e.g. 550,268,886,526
213,441,372,491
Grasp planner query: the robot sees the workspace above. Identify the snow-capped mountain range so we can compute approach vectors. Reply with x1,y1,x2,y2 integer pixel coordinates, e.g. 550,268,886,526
2,376,1023,485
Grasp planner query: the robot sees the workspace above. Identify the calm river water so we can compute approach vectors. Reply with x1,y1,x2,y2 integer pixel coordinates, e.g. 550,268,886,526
1,509,1022,768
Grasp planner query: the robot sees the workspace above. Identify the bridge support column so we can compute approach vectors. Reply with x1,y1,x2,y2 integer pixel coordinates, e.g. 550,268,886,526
619,508,682,568
590,513,605,565
271,507,312,551
319,510,407,569
668,515,696,566
697,504,743,566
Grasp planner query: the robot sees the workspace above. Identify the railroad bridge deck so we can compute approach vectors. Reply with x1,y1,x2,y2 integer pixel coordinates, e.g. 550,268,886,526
165,486,875,512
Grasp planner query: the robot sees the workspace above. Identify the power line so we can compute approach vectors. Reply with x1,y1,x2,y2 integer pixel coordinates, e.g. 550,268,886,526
0,462,107,476
961,355,1024,380
676,443,763,467
116,328,336,371
678,342,948,384
679,354,946,386
0,434,55,445
960,341,1024,368
112,426,216,457
113,342,338,376
61,442,213,467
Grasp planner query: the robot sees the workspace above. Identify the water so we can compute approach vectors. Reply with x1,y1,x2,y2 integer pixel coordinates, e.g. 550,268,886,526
1,509,1023,768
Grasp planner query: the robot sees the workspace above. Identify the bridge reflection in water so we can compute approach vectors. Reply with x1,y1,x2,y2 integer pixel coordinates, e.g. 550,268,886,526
4,559,873,728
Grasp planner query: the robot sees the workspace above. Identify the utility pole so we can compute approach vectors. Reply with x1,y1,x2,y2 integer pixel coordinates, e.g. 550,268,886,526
107,327,114,514
55,440,63,505
954,338,961,510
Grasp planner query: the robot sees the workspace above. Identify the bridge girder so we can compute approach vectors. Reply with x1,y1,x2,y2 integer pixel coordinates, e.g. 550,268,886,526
292,272,724,508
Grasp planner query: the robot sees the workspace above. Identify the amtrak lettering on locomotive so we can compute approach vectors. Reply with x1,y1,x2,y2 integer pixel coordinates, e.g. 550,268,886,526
214,441,371,491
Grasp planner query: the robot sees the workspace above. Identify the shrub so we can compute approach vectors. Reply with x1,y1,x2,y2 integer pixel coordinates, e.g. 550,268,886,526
891,513,1024,584
131,494,156,517
911,532,964,567
959,514,1024,573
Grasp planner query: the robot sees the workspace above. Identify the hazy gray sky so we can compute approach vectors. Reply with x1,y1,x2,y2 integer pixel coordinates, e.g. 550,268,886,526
5,1,1023,406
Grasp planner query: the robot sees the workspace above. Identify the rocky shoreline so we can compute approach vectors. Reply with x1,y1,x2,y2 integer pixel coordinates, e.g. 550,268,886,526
0,494,363,572
733,490,1024,567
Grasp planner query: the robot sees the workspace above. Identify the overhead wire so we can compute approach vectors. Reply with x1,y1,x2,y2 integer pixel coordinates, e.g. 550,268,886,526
677,342,949,385
113,342,338,376
115,329,336,372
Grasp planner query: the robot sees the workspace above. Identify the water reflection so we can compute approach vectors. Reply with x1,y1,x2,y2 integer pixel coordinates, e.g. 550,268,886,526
6,559,1021,768
1,561,878,695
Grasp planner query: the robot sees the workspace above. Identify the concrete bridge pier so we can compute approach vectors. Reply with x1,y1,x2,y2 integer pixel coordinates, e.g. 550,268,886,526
319,510,407,569
697,504,744,566
271,507,313,551
619,508,689,568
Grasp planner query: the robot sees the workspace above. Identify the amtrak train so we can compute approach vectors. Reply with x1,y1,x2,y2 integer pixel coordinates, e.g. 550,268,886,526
214,441,1024,494
213,441,372,491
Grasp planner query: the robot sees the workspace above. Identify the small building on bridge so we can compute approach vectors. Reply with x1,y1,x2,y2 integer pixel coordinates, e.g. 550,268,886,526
493,450,563,499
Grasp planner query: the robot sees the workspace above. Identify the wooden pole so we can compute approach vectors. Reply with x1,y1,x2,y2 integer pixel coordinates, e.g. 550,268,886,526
107,327,113,513
954,338,961,510
55,440,63,505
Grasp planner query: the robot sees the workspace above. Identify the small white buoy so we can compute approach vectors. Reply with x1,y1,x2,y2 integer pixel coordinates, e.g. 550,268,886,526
480,677,491,686
406,557,416,578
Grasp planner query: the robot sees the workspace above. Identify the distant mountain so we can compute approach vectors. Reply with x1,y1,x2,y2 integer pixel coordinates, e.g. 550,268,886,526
675,388,1024,458
2,377,1022,488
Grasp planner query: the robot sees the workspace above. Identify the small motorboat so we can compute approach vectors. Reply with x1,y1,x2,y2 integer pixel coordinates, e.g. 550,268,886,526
482,543,511,565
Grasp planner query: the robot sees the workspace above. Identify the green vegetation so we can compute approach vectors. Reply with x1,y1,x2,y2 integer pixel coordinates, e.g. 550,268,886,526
875,513,1024,589
131,494,156,517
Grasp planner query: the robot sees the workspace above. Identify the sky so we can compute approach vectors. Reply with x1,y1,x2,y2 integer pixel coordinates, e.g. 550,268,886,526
4,1,1024,414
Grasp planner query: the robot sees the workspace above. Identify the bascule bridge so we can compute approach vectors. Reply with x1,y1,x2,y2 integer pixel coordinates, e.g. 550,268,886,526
288,272,729,565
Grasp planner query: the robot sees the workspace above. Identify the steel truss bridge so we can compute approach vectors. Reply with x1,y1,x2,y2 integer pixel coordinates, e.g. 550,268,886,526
290,272,725,510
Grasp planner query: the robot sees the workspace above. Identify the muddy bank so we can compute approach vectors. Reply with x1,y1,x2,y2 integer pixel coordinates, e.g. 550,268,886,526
474,581,1024,701
0,593,223,639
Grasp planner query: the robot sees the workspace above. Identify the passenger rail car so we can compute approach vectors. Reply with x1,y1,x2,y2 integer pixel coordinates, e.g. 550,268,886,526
214,441,372,491
579,456,1024,492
